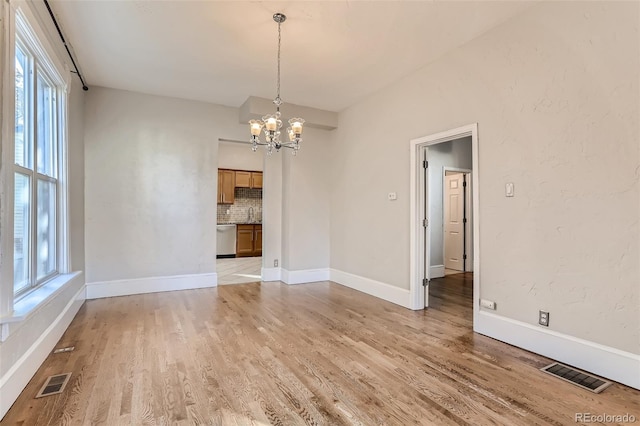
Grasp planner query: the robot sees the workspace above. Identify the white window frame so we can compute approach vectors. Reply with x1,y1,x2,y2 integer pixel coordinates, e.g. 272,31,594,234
0,1,70,317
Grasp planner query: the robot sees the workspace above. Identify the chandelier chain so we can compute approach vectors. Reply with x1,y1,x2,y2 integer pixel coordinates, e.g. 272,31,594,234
276,21,282,107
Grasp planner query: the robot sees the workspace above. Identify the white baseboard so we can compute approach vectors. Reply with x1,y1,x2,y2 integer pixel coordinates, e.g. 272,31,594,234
86,272,218,299
475,311,640,390
430,264,445,278
261,267,282,282
282,268,330,285
330,269,411,309
0,285,85,420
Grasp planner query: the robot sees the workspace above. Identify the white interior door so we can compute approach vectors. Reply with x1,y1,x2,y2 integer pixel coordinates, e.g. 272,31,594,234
464,172,473,272
444,173,464,271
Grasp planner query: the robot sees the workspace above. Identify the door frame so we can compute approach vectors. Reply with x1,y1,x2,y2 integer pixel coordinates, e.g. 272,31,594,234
443,167,472,273
409,124,480,321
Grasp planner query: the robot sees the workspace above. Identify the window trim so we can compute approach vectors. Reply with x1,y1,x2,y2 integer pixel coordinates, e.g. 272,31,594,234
1,0,71,314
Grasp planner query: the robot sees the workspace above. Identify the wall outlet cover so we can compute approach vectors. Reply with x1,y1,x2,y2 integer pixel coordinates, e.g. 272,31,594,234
539,310,549,327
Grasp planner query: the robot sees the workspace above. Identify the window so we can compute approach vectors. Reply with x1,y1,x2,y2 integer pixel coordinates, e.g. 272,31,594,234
12,10,67,297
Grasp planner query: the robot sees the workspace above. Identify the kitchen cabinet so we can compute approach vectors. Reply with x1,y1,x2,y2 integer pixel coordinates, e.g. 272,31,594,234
218,169,235,204
235,171,251,188
235,171,263,189
236,224,262,257
251,172,263,189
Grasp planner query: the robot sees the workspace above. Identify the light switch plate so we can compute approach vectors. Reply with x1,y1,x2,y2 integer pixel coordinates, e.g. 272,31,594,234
505,182,514,197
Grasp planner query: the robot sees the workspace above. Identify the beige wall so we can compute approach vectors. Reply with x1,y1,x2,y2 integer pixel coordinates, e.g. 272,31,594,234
84,87,246,283
217,140,264,171
83,87,331,282
281,127,332,271
330,2,639,354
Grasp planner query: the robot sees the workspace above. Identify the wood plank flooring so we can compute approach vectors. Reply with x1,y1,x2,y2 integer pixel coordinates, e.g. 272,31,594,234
216,257,262,285
2,274,639,425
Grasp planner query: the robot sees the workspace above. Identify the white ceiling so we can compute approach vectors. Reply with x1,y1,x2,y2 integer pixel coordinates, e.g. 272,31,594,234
50,1,532,112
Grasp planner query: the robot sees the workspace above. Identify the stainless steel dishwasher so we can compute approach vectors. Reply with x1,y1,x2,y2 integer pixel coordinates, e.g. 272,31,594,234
216,224,237,258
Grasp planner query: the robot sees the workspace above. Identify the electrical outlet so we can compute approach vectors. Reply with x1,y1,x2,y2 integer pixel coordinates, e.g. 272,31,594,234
480,299,496,310
388,192,397,201
539,310,549,327
274,259,278,267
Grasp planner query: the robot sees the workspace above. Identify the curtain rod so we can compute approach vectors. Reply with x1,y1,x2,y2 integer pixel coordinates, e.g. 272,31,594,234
43,0,88,91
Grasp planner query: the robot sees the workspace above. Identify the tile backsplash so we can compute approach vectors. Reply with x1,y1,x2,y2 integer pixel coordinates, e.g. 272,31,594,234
217,188,262,223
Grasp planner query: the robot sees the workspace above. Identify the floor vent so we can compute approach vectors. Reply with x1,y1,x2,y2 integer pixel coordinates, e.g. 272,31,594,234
35,373,72,398
53,346,75,354
540,363,612,393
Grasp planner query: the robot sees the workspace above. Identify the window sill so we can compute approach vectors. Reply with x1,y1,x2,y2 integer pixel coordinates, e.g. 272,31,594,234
1,271,83,325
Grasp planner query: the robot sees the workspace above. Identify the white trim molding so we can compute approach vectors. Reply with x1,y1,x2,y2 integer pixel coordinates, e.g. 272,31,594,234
281,268,330,285
430,265,445,279
86,273,218,299
330,269,411,309
475,311,640,390
0,284,85,420
261,267,282,282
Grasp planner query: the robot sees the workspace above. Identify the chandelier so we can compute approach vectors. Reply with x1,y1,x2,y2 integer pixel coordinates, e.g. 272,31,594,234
249,13,304,155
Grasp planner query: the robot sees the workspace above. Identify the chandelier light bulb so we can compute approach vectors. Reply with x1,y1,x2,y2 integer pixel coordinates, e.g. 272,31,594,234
250,120,263,136
265,117,278,131
289,118,304,136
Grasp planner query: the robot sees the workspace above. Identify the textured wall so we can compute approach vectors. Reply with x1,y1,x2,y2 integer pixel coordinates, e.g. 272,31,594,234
84,87,246,283
282,127,332,271
217,141,264,171
330,2,639,354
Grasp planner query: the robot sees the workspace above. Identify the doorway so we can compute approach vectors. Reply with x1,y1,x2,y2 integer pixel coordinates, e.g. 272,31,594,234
216,138,266,285
409,124,480,325
443,168,472,275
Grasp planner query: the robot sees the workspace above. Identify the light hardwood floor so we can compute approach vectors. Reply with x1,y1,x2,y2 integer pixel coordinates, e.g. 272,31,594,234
216,256,262,285
2,274,639,425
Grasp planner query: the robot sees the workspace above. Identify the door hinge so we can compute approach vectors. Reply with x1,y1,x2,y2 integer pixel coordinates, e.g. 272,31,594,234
422,219,428,228
422,278,429,286
423,160,428,169
463,218,467,223
463,254,467,260
463,181,467,187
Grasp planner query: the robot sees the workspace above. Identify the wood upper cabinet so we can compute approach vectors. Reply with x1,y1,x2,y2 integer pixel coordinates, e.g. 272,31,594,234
251,172,263,189
235,171,263,189
236,224,262,257
218,169,235,204
235,171,252,188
